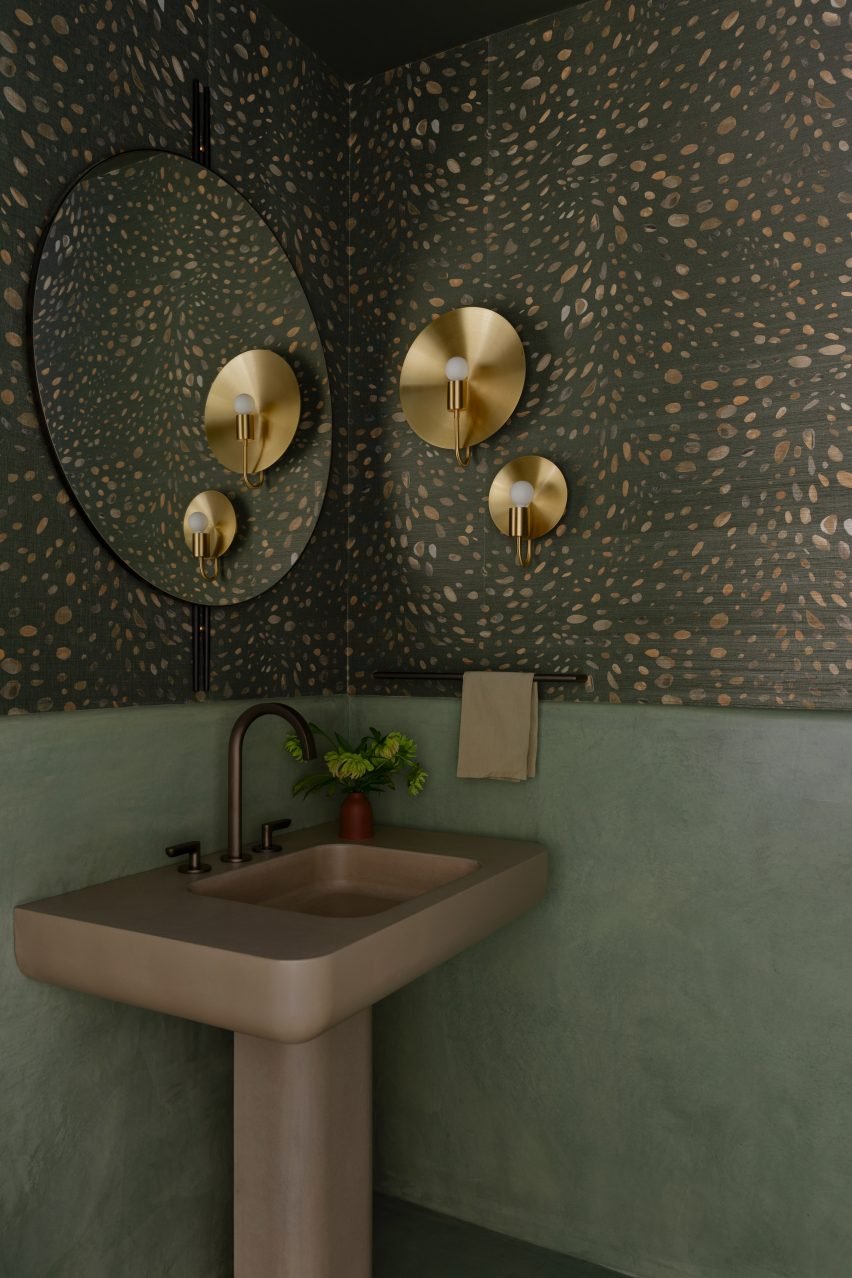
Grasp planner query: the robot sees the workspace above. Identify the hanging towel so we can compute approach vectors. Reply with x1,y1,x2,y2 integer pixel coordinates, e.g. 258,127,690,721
456,672,538,782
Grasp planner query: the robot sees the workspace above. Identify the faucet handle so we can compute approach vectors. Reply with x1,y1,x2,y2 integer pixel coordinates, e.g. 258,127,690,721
165,840,211,875
252,818,292,854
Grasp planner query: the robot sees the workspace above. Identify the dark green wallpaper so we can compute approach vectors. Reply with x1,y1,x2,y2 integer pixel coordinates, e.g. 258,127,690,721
347,0,851,710
0,0,349,713
1,0,849,715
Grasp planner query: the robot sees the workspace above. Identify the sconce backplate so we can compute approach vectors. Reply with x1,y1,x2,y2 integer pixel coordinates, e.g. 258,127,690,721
183,490,238,558
488,455,568,539
205,348,300,476
400,307,526,452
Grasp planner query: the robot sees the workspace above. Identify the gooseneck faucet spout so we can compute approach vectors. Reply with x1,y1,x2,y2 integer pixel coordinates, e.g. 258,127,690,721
225,702,317,865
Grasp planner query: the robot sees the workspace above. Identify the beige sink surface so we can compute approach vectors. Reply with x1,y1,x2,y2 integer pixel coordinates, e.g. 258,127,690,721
15,823,546,1043
194,842,478,917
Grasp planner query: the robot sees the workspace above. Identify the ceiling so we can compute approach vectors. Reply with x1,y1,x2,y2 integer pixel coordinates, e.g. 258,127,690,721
269,0,582,84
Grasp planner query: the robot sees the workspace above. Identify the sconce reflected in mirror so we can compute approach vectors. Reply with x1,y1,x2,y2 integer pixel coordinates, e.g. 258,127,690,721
205,348,301,489
183,491,237,582
489,456,568,568
233,392,263,488
400,307,526,468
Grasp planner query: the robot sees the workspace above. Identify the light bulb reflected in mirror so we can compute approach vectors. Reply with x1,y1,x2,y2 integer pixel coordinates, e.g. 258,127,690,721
183,492,237,584
205,350,302,495
189,509,217,581
234,391,263,489
187,511,209,534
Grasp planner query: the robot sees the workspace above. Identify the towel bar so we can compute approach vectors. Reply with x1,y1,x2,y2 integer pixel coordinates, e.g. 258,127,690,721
373,670,588,685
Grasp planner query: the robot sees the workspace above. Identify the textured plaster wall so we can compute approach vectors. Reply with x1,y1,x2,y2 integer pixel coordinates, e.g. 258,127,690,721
353,695,852,1278
0,697,343,1278
6,694,851,1278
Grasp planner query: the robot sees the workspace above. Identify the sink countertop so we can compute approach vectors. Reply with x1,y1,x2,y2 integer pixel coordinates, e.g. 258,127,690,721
14,823,547,1043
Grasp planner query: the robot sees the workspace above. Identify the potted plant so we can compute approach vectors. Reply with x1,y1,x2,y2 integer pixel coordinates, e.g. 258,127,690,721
285,725,428,839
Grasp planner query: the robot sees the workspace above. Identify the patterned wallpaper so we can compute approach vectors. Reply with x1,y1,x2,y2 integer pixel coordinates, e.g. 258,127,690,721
1,0,849,715
347,0,851,710
0,0,348,713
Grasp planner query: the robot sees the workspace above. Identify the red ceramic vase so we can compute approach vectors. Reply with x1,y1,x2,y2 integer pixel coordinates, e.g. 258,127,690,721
339,791,374,840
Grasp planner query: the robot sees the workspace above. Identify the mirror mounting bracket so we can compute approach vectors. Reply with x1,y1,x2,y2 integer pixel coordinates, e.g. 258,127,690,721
191,78,212,695
192,79,211,169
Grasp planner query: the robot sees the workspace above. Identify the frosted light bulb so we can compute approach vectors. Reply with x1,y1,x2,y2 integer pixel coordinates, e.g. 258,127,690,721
444,356,470,382
234,393,256,414
188,511,209,533
510,480,535,509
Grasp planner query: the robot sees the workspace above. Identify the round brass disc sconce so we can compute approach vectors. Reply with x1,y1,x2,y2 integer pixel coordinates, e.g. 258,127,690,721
205,349,301,490
400,307,526,467
488,456,568,568
183,491,237,582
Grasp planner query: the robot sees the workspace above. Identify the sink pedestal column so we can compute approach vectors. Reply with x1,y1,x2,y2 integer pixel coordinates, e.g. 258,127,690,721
234,1010,372,1278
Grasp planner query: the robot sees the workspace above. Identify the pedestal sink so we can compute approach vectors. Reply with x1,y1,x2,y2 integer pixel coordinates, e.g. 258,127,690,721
15,822,547,1278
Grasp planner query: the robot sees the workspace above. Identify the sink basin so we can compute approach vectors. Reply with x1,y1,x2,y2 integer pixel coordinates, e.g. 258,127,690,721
15,822,546,1278
14,822,545,1043
193,842,479,917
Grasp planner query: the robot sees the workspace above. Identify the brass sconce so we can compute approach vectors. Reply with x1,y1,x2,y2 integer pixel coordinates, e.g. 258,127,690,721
204,348,301,489
445,355,471,466
183,491,237,582
400,307,526,468
488,456,568,568
233,392,263,489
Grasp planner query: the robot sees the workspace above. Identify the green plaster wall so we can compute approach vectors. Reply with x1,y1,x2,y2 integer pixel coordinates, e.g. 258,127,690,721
3,690,852,1278
0,697,344,1278
351,696,852,1278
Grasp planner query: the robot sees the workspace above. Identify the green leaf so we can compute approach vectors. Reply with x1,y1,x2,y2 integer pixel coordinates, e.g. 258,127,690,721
293,772,336,799
407,764,428,796
310,723,338,749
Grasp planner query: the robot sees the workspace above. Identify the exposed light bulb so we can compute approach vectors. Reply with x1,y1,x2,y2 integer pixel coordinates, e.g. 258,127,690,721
510,480,535,509
234,393,256,415
188,511,209,533
444,356,470,382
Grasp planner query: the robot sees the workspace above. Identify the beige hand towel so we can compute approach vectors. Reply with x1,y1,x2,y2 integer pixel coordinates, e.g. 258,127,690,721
456,672,538,782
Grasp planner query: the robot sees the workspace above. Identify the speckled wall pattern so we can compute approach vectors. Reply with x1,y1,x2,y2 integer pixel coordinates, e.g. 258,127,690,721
207,1,350,700
1,0,849,716
0,0,348,713
347,0,851,710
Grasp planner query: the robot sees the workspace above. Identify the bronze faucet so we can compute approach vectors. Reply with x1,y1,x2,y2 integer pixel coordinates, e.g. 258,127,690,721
225,702,317,865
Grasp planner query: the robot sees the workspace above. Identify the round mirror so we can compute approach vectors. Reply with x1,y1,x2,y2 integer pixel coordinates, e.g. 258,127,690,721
30,150,332,605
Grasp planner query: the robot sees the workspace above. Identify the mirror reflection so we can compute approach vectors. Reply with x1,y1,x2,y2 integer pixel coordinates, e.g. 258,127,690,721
31,150,332,605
